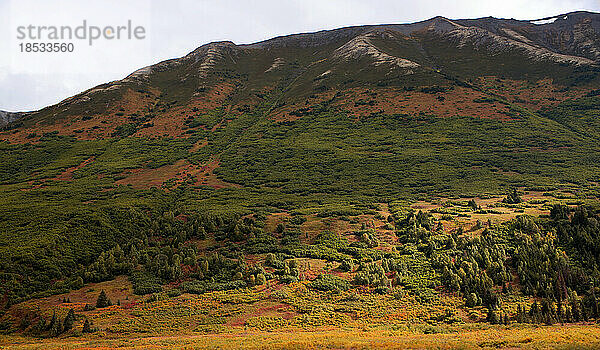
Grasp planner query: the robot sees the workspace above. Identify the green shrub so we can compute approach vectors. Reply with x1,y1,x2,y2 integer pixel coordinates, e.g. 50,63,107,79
309,274,350,292
129,271,163,295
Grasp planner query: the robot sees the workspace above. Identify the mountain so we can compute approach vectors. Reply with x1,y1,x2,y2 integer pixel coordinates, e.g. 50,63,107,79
1,11,600,203
2,13,600,344
1,11,600,208
0,110,27,128
5,11,600,137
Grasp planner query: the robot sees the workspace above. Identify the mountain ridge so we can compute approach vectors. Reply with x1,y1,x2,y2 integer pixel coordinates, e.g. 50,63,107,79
3,11,600,139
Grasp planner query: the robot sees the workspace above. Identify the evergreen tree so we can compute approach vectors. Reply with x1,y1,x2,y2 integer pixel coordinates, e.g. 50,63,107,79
516,304,526,323
48,311,63,337
47,311,57,332
503,188,523,204
581,301,589,321
276,223,285,234
96,290,112,308
63,308,75,331
468,199,479,210
487,308,501,324
82,318,91,333
197,226,207,239
201,260,209,274
529,301,541,323
32,316,47,334
572,300,581,322
557,301,565,324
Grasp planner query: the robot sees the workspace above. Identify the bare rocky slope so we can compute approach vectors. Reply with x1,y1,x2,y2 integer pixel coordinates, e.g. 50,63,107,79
0,111,27,128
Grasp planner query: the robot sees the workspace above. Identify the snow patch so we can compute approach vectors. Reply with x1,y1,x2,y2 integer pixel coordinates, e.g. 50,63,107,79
530,17,558,25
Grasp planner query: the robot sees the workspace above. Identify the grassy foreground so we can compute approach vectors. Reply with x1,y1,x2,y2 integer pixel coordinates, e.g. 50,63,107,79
2,324,600,349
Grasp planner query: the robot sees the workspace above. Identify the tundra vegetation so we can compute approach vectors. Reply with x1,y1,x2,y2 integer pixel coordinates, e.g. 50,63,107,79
2,91,600,349
3,12,600,349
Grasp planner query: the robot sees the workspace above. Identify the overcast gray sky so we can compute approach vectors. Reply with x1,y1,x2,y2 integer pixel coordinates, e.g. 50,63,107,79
1,0,599,112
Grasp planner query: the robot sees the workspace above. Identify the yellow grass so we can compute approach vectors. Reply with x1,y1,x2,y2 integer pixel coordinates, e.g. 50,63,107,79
2,324,600,349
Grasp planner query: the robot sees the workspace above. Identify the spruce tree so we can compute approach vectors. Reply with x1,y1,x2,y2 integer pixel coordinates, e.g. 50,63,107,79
47,311,57,332
82,318,91,333
565,306,573,323
31,313,45,332
63,308,75,331
516,304,526,323
529,301,541,323
96,290,112,308
581,301,589,321
487,308,500,324
48,311,63,337
572,300,581,322
468,199,478,211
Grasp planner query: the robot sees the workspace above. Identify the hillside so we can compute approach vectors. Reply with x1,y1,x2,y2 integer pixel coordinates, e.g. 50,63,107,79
2,12,600,349
0,111,27,128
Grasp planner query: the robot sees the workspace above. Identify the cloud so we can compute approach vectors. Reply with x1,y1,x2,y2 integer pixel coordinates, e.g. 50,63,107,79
0,71,72,112
1,0,152,111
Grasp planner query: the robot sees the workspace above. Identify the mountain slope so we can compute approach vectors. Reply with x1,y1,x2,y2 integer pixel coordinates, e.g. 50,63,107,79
0,12,599,198
2,12,600,341
4,12,600,139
